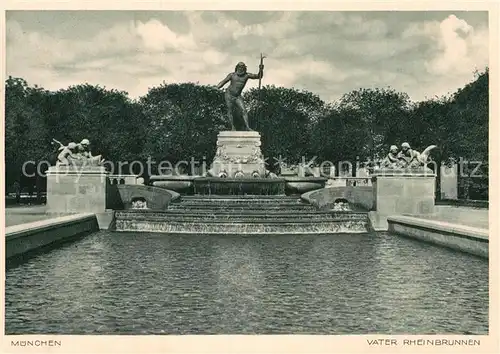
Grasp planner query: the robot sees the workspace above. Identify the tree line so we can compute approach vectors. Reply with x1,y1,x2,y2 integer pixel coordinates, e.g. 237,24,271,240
4,68,488,199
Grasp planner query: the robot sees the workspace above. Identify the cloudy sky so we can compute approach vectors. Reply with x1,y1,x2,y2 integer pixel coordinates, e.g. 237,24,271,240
6,10,489,102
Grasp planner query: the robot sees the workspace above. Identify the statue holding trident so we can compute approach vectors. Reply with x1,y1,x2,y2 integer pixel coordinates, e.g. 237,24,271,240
216,55,265,131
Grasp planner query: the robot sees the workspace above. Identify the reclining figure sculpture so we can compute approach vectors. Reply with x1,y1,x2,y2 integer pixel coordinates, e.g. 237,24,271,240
380,142,437,170
52,138,104,167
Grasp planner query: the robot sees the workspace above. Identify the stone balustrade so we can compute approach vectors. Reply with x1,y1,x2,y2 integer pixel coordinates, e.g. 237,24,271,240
108,174,142,185
326,177,372,188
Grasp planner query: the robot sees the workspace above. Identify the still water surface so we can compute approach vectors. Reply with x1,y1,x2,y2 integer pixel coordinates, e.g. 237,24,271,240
5,231,488,334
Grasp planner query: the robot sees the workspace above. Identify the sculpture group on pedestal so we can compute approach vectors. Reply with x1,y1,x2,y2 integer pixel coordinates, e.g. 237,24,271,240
208,58,281,179
52,138,104,167
380,142,437,170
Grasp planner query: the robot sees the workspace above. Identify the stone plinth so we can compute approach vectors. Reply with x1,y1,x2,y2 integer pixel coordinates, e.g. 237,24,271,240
372,169,436,215
209,131,266,178
440,163,458,199
46,166,108,213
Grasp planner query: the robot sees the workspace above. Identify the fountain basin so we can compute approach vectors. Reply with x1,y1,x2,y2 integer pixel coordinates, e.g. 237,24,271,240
150,176,197,193
149,176,327,196
192,177,286,196
285,177,328,194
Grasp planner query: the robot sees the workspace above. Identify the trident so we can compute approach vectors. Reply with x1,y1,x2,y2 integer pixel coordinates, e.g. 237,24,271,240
258,53,266,97
258,53,266,90
257,53,266,126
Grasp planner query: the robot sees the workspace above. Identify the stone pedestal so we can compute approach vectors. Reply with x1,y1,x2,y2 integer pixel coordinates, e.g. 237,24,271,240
440,163,458,199
372,169,436,215
46,166,108,213
209,131,266,178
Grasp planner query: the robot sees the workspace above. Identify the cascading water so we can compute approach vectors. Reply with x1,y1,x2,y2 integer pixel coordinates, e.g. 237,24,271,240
114,195,370,234
115,129,366,234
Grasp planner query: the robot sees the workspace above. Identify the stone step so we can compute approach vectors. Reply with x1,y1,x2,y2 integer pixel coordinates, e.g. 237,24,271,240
177,197,303,204
115,211,365,222
114,218,369,234
182,195,299,200
168,205,317,211
117,217,365,224
150,209,357,216
172,201,312,206
172,202,307,207
170,204,312,210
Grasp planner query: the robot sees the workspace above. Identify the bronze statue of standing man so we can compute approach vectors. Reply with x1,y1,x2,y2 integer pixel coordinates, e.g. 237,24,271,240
216,60,264,131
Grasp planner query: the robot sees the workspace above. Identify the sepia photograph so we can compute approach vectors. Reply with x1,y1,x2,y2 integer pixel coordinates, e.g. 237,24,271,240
2,4,497,353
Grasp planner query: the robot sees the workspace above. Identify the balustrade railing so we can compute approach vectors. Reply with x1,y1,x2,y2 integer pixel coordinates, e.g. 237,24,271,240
108,174,141,185
326,177,372,187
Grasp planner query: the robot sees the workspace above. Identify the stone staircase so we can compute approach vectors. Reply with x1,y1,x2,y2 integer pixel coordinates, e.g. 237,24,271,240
113,195,370,235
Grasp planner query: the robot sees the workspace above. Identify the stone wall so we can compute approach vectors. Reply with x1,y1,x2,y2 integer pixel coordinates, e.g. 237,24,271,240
372,175,435,215
301,187,346,209
302,186,374,211
344,186,374,210
388,215,488,258
5,214,99,261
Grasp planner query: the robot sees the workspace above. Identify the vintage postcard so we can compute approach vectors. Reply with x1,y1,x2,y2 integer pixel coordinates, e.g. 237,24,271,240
1,1,498,353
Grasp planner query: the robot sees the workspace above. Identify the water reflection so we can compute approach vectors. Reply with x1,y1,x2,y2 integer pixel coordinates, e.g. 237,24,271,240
207,236,265,333
372,235,489,334
5,231,488,335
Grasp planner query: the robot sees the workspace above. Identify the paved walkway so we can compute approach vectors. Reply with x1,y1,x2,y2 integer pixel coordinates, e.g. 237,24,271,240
4,205,55,227
417,205,488,230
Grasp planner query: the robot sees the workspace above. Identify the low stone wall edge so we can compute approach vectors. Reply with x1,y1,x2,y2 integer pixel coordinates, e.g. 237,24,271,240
6,213,97,240
5,214,100,259
387,216,488,259
387,215,488,241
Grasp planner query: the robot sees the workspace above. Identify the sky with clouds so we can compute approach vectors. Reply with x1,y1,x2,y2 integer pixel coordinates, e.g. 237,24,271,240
6,10,489,103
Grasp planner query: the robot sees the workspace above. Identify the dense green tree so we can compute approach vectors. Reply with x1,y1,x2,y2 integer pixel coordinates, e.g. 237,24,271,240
337,87,413,161
45,84,146,163
244,85,326,165
4,67,489,199
311,105,366,165
447,69,489,199
449,69,488,162
139,83,227,171
5,77,50,190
